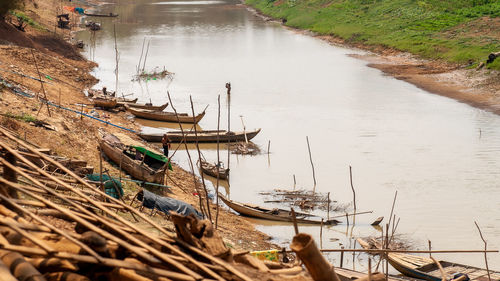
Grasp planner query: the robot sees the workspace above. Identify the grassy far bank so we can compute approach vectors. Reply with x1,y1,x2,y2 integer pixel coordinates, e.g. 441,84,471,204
245,0,500,69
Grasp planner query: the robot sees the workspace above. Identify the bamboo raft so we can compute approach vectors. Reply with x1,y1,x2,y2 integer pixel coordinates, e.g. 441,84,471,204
199,159,229,180
139,128,261,143
0,125,308,281
126,106,205,123
218,193,340,225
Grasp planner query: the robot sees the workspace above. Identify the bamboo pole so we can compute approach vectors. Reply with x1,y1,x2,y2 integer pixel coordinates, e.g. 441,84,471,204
113,23,119,96
215,95,221,229
385,224,389,281
306,136,317,191
0,130,242,280
291,208,299,235
189,95,213,222
0,142,214,280
387,191,397,228
142,40,150,72
430,257,448,281
137,37,146,74
166,92,207,219
349,165,356,211
475,221,491,281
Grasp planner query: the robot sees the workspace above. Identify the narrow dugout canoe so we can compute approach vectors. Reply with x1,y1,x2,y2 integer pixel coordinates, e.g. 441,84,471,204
99,131,170,184
126,106,205,124
218,193,340,225
357,238,500,281
199,159,229,180
139,128,261,143
92,97,117,109
125,102,169,111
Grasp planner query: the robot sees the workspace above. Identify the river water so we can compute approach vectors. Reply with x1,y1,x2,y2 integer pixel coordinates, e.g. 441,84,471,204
77,0,500,270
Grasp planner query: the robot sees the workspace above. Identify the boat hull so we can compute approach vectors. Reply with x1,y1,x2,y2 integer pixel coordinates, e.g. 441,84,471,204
200,161,229,180
127,107,204,123
99,139,164,184
139,129,261,143
126,102,169,111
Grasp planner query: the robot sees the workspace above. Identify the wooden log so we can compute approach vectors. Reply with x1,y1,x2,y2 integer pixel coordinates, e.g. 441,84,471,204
233,254,268,272
290,233,340,281
354,272,386,281
0,250,47,281
28,257,78,273
0,258,17,281
1,152,18,199
44,272,90,281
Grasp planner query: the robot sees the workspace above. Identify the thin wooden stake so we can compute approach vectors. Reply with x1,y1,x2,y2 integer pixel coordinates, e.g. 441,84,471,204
239,115,248,143
475,221,491,281
291,208,298,235
387,191,398,228
142,40,150,72
368,257,372,281
166,92,207,218
267,140,270,154
320,218,323,250
31,49,51,117
293,174,296,190
215,95,221,229
327,192,330,220
429,240,432,258
349,165,356,211
340,246,344,268
306,136,317,191
385,224,389,281
190,95,212,222
137,37,146,73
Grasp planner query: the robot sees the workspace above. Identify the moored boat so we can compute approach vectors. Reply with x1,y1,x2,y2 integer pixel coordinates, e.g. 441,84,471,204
218,193,340,225
84,12,119,17
98,131,171,184
92,97,117,109
126,106,205,123
139,128,261,143
199,159,229,180
125,102,169,111
358,238,500,281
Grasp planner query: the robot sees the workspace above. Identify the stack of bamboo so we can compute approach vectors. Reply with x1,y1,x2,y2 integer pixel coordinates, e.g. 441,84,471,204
0,126,311,281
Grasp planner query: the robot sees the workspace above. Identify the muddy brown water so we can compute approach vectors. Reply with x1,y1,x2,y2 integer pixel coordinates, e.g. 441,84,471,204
77,0,500,270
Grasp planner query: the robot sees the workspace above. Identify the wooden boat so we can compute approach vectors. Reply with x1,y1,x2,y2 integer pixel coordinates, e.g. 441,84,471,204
126,106,205,124
117,97,138,103
84,12,119,17
218,193,340,225
125,102,169,111
92,97,117,109
199,159,229,180
358,238,500,281
334,268,411,281
98,131,170,184
139,128,261,143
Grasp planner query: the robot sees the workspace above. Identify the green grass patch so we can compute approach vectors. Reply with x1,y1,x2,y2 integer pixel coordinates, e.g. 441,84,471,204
3,112,38,123
11,11,44,31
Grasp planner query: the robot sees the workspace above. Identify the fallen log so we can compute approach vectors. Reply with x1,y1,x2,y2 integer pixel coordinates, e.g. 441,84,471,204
487,52,500,64
0,250,47,281
290,233,340,281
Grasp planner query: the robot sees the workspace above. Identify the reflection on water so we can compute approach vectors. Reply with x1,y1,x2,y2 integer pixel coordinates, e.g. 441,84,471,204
78,0,500,269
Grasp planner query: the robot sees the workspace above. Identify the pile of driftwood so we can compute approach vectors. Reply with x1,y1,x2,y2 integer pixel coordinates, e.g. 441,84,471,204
230,142,260,155
0,126,319,280
260,189,337,212
133,67,174,81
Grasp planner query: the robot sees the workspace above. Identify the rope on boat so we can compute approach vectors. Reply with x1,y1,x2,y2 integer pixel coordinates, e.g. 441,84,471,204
0,76,138,134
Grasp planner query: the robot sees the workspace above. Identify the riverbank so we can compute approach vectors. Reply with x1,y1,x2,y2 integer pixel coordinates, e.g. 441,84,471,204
0,0,274,252
244,0,500,115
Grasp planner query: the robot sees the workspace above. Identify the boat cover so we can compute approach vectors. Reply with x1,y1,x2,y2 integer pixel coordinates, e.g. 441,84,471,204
131,145,173,170
139,189,202,218
86,174,123,199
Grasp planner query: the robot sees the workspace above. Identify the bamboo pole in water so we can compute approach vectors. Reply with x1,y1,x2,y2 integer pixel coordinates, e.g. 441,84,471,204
215,95,221,229
190,95,213,222
306,136,316,192
475,221,492,281
166,92,207,218
349,165,356,212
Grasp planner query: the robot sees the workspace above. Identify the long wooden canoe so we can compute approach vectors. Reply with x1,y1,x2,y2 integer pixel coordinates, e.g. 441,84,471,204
99,131,167,184
117,97,138,103
199,159,229,180
358,238,500,281
334,268,413,281
125,102,169,111
139,128,261,143
218,193,340,225
126,106,205,123
84,12,119,17
92,97,117,109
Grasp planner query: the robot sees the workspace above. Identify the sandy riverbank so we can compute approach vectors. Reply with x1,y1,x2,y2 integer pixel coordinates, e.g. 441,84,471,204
0,0,275,252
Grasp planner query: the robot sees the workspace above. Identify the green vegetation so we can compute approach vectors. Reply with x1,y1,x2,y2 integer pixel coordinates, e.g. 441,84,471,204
245,0,500,69
3,112,37,123
0,0,22,18
11,11,44,30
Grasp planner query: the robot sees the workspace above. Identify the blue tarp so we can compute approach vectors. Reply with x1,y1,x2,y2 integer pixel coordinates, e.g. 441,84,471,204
139,189,202,218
